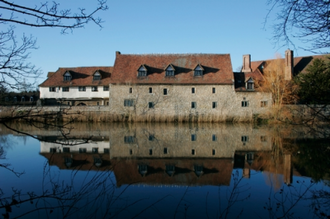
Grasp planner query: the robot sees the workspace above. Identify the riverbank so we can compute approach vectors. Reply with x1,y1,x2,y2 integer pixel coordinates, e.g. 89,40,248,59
0,105,328,124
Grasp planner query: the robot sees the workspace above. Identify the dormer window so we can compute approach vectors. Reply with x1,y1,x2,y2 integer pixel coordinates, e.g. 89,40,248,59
93,71,101,81
165,65,175,77
194,64,204,77
63,71,72,81
246,78,254,90
137,65,147,77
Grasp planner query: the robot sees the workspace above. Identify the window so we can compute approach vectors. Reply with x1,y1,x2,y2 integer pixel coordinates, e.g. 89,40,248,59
21,96,25,102
149,87,152,93
30,96,34,102
124,136,135,144
164,148,168,154
212,149,215,155
212,87,216,93
49,87,56,92
163,88,168,95
63,147,70,153
148,102,154,109
191,134,196,141
241,101,249,107
104,148,109,153
63,72,71,81
103,86,109,91
247,82,254,90
129,149,132,155
129,87,132,93
192,87,195,93
92,148,99,153
191,102,197,109
79,148,87,153
93,71,101,81
149,149,153,155
92,86,98,92
124,99,134,107
165,65,175,77
97,102,99,106
149,134,155,141
138,65,147,77
212,134,217,141
261,136,267,142
194,65,203,76
212,102,217,109
62,87,69,92
79,86,86,92
192,149,195,155
241,136,248,142
50,148,56,153
261,101,267,107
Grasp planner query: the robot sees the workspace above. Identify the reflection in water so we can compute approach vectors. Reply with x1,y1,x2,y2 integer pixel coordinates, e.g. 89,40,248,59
0,123,329,218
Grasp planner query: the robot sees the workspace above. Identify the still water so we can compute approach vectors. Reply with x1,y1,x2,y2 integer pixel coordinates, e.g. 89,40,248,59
0,123,329,219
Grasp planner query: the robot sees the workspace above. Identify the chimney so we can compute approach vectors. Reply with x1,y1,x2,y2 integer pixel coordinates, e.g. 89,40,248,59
284,49,293,80
242,54,252,72
116,51,121,56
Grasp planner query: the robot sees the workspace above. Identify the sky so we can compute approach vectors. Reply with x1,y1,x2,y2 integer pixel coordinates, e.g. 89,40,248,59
4,0,322,88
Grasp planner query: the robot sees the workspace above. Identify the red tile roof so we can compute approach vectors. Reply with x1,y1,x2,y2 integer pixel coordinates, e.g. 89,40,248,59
111,53,234,85
39,66,113,87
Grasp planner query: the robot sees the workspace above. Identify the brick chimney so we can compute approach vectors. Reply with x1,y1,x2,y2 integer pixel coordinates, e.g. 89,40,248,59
242,54,252,72
284,49,293,80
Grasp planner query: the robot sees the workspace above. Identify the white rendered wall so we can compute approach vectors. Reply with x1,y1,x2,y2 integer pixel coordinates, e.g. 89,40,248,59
40,86,109,99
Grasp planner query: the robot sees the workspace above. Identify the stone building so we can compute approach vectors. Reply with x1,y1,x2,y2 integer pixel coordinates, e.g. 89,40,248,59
109,52,272,122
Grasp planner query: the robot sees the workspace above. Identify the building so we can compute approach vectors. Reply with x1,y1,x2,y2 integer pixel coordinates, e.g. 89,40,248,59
108,52,271,122
40,50,327,121
39,66,112,106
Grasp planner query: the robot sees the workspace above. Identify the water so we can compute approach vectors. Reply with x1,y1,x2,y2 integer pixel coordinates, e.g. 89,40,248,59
0,123,329,219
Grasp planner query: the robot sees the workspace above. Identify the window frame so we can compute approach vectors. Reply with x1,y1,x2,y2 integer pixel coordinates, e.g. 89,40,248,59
212,102,217,109
191,102,197,109
78,86,86,92
91,86,98,92
63,72,71,81
163,88,168,95
148,102,154,109
124,99,134,107
103,86,109,91
261,101,267,107
241,101,249,107
49,87,56,92
93,71,101,81
62,87,69,92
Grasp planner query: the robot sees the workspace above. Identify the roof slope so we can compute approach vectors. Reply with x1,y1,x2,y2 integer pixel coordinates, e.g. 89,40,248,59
111,53,234,85
39,66,113,87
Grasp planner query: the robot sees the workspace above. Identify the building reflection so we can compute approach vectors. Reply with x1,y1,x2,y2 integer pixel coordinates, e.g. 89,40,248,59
38,123,294,186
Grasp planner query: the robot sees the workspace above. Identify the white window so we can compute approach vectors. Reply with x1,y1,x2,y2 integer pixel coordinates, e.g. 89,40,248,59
79,86,86,92
241,101,249,107
92,86,98,92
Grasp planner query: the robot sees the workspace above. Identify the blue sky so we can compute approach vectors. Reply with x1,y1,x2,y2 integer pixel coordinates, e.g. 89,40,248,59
9,0,319,88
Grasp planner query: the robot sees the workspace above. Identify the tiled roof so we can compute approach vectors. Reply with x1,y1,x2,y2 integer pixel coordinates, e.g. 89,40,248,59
111,53,234,85
39,66,113,87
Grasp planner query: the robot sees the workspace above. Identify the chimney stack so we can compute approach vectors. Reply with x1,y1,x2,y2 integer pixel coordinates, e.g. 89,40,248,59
242,54,252,72
284,49,293,80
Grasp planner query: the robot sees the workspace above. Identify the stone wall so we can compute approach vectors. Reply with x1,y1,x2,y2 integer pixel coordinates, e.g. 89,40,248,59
109,84,272,122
